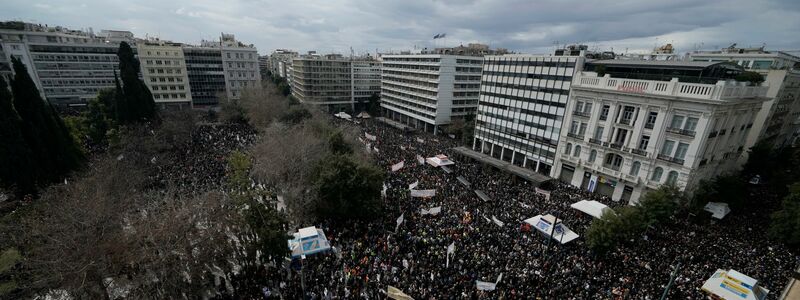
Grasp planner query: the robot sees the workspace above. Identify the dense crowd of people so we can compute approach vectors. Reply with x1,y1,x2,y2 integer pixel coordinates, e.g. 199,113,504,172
149,123,258,193
265,118,798,299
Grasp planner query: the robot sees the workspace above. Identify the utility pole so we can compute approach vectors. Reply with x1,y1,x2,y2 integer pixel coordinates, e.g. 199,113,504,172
660,261,682,300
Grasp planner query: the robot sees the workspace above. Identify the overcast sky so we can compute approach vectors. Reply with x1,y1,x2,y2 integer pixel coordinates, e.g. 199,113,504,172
3,0,799,56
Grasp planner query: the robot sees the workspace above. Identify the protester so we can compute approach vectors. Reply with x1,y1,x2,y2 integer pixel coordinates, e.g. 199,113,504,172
268,118,798,299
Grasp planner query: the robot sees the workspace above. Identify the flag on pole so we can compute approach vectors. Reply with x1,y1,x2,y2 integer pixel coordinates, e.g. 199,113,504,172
391,161,405,172
433,34,441,39
491,216,505,227
382,183,388,197
446,242,455,268
395,213,404,232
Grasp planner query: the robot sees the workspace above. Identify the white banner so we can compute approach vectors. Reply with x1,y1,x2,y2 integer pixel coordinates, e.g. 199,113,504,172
410,189,436,198
475,281,496,291
420,206,442,215
382,183,388,197
491,216,505,227
416,155,425,165
387,286,414,300
365,133,377,141
391,161,405,172
446,242,455,268
400,145,407,150
395,213,404,232
374,147,380,153
408,181,419,190
416,138,425,144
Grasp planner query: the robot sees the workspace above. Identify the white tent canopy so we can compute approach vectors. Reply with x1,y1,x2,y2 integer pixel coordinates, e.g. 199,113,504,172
287,226,331,258
334,112,352,120
704,202,731,219
426,154,455,167
570,200,614,219
523,214,579,244
701,269,768,300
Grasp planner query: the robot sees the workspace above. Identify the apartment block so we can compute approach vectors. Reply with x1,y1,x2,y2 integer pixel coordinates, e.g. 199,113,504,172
552,60,768,203
137,40,192,108
220,33,261,100
380,54,482,133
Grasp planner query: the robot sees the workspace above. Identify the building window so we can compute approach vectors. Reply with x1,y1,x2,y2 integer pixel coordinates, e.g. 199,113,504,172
675,143,689,160
670,115,684,129
573,145,581,157
660,140,675,156
638,135,650,150
600,105,610,121
594,126,604,141
666,171,679,186
646,111,658,128
685,117,698,132
604,153,623,171
651,167,663,182
564,143,572,155
630,161,641,176
620,106,635,124
588,150,597,163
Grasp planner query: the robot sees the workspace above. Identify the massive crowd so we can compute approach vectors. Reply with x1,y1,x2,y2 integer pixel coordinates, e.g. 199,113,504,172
265,118,798,299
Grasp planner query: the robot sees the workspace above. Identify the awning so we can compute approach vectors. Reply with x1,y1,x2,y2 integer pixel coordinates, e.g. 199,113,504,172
570,200,615,219
523,214,579,244
287,226,331,258
701,269,769,300
704,202,731,219
426,154,455,167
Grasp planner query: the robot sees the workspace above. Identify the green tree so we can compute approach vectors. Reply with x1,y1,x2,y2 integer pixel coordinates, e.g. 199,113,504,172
117,41,156,122
313,154,384,221
769,183,800,249
328,130,353,155
9,57,84,188
0,76,37,196
0,248,21,297
638,185,681,224
84,96,112,147
366,93,380,117
586,206,644,255
279,105,312,125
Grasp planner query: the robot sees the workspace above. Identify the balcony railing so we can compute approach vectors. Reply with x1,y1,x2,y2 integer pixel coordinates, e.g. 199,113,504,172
631,148,648,157
644,122,655,129
708,131,718,138
618,118,632,126
573,72,769,101
573,111,591,118
608,142,623,150
589,138,602,145
657,154,685,165
599,115,608,121
665,127,696,137
567,132,584,140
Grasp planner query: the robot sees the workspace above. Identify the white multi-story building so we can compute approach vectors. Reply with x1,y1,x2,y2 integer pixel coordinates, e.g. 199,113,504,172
380,54,483,133
689,46,800,148
290,54,381,112
220,33,261,100
268,49,298,79
552,60,768,203
137,40,192,108
471,51,587,176
0,22,133,106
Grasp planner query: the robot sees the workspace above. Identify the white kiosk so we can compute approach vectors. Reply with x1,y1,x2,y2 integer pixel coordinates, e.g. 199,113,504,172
287,226,331,258
701,269,768,300
523,214,579,244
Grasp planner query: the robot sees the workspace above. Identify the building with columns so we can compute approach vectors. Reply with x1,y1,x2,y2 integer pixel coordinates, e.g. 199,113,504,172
552,60,768,203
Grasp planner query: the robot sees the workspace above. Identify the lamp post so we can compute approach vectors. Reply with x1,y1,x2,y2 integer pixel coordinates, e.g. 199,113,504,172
660,260,681,300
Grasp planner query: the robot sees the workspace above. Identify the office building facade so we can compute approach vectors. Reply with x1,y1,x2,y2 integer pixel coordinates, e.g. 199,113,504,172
137,40,192,108
552,61,767,203
472,52,585,175
290,54,381,112
0,22,133,106
380,54,482,133
183,43,227,107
